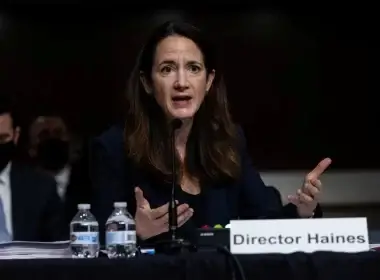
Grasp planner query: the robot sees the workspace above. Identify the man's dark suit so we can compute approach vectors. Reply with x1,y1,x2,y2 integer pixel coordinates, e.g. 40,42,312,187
90,124,322,245
10,163,66,241
63,156,93,229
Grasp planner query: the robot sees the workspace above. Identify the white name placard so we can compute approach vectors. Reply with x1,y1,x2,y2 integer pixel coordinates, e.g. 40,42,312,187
230,217,369,254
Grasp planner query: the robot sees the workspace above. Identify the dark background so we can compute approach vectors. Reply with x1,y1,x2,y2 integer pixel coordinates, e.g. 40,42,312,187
0,8,377,170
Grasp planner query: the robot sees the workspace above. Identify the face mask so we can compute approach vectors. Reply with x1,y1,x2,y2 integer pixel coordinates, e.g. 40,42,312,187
36,138,69,172
0,141,15,172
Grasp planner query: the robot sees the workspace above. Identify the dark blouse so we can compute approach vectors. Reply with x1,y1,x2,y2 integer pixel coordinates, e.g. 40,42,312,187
177,189,202,227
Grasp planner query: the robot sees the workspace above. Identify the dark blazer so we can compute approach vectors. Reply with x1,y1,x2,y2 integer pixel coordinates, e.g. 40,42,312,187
90,125,322,245
63,149,93,228
10,163,66,242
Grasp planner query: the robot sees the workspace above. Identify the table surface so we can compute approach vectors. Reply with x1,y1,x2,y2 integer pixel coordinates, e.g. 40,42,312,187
0,251,379,280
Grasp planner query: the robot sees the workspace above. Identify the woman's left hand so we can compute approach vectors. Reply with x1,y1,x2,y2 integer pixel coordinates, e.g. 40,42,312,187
288,158,332,218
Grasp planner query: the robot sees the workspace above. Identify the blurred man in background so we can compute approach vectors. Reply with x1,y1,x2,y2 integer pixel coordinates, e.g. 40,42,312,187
28,115,92,228
0,96,65,241
28,116,72,199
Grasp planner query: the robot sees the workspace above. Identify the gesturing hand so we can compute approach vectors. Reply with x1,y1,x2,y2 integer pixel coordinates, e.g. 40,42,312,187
288,158,332,218
134,187,194,240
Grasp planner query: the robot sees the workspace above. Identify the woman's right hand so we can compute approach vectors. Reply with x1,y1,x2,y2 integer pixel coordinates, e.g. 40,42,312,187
134,187,194,240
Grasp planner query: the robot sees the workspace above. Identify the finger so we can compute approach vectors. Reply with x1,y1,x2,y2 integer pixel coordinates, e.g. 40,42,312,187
304,184,320,198
177,209,194,227
178,213,192,228
176,203,190,216
310,179,322,190
154,203,190,225
288,194,301,207
303,182,320,197
151,201,180,219
135,187,149,209
298,189,314,204
151,202,169,219
306,158,332,181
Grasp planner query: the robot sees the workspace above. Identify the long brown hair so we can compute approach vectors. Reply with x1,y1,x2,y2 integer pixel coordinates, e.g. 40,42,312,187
124,20,241,184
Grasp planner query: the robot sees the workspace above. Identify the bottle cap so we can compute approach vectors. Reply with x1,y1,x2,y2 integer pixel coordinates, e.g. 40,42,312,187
114,202,127,208
78,204,90,210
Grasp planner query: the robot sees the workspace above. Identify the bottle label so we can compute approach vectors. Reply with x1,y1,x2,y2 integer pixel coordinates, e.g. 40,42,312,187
106,231,136,245
71,232,99,245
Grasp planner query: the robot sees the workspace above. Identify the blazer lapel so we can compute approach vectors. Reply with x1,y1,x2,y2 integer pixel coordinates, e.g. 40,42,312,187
10,164,28,240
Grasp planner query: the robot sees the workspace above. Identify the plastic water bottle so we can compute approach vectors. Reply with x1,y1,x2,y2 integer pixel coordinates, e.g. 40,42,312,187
70,204,99,258
106,202,137,259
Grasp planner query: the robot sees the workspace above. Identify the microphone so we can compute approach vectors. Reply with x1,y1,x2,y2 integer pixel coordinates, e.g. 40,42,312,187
154,119,196,254
153,119,245,279
169,118,182,240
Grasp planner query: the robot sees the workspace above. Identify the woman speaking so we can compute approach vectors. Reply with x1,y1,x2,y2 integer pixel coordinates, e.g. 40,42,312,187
90,20,331,245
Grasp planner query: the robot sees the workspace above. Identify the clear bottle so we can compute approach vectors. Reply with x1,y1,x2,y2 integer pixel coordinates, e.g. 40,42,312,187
105,202,137,259
70,204,99,258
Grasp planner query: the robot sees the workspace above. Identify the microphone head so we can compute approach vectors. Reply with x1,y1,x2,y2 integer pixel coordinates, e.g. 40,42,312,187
172,119,182,130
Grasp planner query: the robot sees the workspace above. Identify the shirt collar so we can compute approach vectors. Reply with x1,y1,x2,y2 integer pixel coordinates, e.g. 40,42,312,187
0,162,11,185
55,165,71,185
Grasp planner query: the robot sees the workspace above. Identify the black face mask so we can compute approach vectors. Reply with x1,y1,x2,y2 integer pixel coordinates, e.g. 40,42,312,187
36,138,69,172
0,141,15,172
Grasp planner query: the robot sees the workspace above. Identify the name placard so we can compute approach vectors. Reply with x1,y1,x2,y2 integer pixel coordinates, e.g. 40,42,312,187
230,217,369,254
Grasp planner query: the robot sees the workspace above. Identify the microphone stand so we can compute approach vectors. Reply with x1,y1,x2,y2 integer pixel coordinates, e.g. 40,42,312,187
151,120,246,279
154,119,196,254
169,119,181,241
